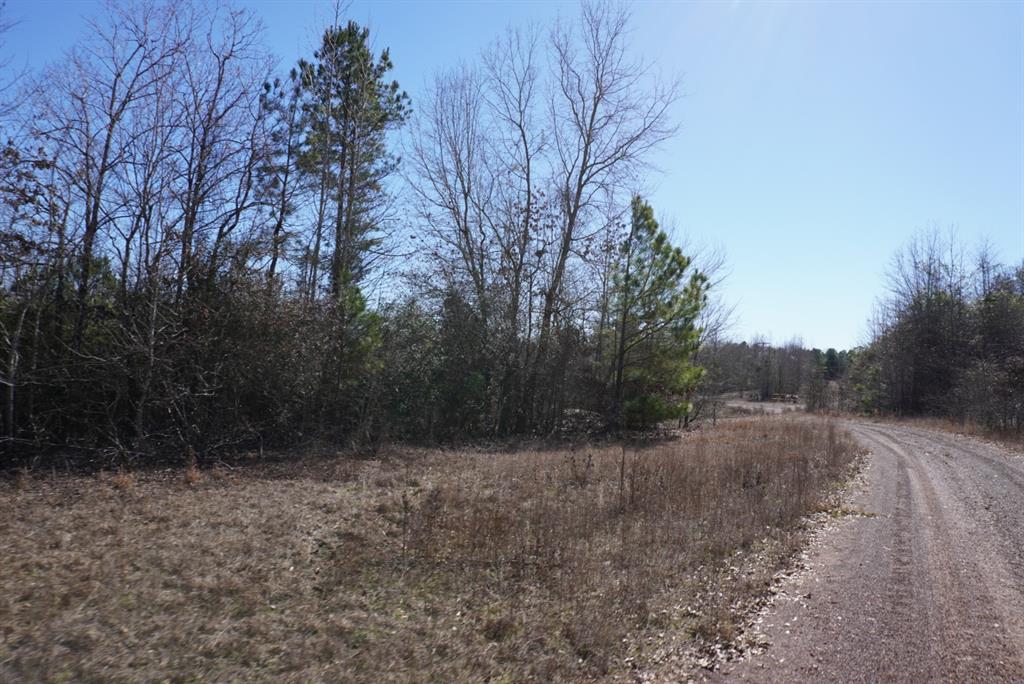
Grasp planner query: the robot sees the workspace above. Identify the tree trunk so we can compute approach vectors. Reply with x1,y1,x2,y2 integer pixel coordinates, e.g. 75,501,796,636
5,305,28,452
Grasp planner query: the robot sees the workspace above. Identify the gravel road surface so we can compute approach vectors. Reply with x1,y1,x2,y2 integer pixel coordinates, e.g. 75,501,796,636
714,421,1024,683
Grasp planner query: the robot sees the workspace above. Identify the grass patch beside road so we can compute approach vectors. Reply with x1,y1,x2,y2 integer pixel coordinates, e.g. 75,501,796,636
0,417,860,682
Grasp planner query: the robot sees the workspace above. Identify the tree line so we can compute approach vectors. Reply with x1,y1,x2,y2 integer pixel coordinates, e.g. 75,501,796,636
0,1,710,464
697,228,1022,436
802,231,1022,431
852,231,1023,430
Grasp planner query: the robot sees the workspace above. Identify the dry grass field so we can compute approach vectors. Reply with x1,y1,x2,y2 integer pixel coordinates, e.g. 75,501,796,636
0,417,860,682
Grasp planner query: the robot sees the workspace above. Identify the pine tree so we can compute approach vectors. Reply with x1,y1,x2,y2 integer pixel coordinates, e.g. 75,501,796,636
291,21,410,434
298,22,409,301
609,197,708,428
259,69,306,291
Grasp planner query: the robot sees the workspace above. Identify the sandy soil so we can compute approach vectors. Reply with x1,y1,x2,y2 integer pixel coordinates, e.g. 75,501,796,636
712,421,1024,682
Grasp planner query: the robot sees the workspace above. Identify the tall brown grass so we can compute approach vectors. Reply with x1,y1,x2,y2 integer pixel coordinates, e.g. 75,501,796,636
0,417,859,682
331,416,860,678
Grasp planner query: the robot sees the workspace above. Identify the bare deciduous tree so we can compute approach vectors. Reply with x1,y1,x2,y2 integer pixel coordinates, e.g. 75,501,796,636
526,0,678,425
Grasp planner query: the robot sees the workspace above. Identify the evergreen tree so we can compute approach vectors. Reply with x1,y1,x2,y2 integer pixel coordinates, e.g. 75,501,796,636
298,22,409,300
259,69,306,291
609,197,708,428
296,21,409,434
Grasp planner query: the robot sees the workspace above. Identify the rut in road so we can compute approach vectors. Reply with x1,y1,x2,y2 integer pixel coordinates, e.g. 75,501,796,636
710,421,1024,683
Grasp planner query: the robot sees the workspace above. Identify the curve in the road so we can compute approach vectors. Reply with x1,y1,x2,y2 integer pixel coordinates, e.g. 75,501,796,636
711,421,1024,683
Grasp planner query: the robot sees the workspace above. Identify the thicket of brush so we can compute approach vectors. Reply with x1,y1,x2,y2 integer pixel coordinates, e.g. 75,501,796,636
0,1,715,466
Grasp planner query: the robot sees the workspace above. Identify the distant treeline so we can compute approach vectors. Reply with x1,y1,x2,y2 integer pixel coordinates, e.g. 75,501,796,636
0,2,713,464
696,339,823,400
698,230,1022,435
718,232,1022,432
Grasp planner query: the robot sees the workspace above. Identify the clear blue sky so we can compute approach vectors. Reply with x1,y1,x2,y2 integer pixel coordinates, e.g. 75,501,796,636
4,0,1022,350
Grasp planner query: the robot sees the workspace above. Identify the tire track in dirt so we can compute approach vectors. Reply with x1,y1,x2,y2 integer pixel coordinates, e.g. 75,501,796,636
859,425,1022,680
707,421,1024,683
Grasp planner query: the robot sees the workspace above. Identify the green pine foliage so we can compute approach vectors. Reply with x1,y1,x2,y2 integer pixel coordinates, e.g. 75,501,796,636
610,197,709,428
298,22,410,295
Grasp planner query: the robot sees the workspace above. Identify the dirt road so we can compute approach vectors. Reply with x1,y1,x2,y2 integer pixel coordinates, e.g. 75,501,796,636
713,421,1024,682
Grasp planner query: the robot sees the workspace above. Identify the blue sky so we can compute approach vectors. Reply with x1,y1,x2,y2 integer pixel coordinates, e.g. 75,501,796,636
4,0,1022,350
